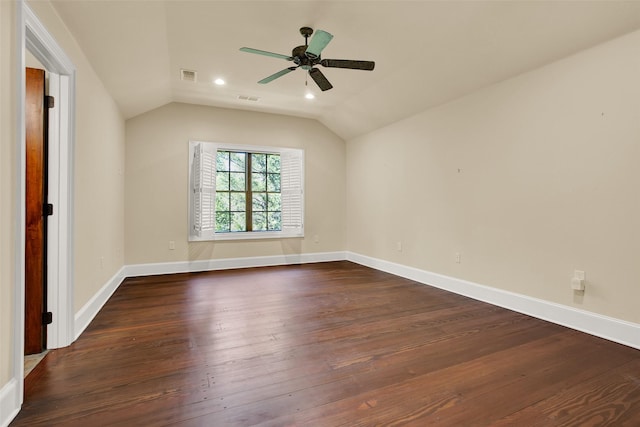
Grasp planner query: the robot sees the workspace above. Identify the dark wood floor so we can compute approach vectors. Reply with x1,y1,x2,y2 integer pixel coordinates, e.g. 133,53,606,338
12,261,640,426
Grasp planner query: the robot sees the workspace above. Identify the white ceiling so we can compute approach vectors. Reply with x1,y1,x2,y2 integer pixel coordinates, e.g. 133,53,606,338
51,0,640,140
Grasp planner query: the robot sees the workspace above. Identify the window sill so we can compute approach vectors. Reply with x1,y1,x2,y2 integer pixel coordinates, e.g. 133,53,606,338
190,230,304,242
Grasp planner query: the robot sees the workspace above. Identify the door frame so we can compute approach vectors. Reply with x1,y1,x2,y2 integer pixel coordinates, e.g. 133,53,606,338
15,0,76,397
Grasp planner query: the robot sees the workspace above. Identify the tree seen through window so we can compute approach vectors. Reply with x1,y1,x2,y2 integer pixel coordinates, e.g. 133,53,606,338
215,151,281,233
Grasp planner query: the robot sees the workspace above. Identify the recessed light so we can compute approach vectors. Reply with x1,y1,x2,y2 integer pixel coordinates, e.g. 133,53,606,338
214,78,226,86
305,92,315,99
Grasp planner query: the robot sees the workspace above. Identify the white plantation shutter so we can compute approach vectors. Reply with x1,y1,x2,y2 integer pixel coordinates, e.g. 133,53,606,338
280,148,304,237
189,141,303,240
189,142,216,240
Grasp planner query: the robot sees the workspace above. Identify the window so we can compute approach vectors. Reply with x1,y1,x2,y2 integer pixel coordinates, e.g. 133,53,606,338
189,141,304,241
215,151,282,232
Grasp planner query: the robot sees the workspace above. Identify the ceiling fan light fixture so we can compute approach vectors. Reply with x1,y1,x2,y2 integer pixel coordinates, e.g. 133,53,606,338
305,92,315,100
214,78,226,86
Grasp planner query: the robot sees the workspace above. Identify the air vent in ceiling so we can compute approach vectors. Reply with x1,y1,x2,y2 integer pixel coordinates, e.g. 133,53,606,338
238,95,260,102
180,69,197,82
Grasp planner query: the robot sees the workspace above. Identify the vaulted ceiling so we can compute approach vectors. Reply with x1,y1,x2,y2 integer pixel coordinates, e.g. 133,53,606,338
51,0,640,140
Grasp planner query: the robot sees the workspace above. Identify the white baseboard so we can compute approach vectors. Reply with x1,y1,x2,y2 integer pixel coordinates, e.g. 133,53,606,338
71,250,640,362
74,267,127,340
347,252,640,350
0,378,20,427
123,251,348,278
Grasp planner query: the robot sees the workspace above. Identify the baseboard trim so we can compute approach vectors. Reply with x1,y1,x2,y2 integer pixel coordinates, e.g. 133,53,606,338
123,251,348,278
74,267,127,340
71,251,640,358
347,252,640,350
0,378,20,427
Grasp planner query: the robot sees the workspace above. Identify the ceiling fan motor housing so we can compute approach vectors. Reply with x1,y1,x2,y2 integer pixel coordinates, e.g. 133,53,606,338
292,45,317,70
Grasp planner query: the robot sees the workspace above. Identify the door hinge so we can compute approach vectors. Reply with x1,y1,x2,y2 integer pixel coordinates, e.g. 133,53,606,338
44,203,53,216
46,95,55,109
42,312,53,325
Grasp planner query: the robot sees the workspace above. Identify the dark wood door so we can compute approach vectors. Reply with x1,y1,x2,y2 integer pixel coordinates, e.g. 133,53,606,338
25,67,48,355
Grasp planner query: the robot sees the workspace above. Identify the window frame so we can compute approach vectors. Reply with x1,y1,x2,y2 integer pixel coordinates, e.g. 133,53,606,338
188,141,304,241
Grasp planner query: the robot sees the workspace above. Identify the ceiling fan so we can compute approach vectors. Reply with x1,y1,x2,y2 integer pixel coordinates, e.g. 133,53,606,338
240,27,375,92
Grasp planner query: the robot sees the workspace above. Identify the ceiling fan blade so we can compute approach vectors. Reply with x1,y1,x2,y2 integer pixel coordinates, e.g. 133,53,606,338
240,47,292,61
309,68,333,91
258,67,297,84
305,30,333,59
320,59,375,71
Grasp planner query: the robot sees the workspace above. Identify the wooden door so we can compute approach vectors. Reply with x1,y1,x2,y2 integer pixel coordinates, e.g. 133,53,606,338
25,67,49,355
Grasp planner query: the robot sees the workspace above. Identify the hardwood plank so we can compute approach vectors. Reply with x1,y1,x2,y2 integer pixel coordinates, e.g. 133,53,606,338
11,261,640,426
493,357,640,426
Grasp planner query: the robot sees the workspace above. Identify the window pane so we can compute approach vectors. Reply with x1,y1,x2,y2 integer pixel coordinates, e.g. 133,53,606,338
267,173,280,192
230,193,245,211
216,192,229,211
231,212,246,231
230,152,245,172
252,212,267,231
216,212,230,232
252,153,266,172
230,172,246,191
216,151,229,171
216,172,229,191
267,154,280,173
252,172,266,191
268,211,281,231
267,193,281,211
252,192,267,211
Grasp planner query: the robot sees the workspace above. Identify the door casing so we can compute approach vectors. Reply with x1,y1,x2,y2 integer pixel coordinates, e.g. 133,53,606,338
15,0,76,401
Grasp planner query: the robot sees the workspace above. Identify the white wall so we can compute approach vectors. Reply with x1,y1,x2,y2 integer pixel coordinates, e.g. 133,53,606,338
347,29,640,324
0,0,17,387
125,102,346,265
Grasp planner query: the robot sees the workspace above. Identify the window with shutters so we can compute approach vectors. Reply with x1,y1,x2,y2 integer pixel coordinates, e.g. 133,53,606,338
188,141,304,241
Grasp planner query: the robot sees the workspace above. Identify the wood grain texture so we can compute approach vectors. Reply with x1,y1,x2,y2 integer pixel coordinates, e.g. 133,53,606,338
12,262,640,426
24,67,46,355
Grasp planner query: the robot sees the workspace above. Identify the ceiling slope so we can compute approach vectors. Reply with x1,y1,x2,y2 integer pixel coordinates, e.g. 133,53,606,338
51,0,640,140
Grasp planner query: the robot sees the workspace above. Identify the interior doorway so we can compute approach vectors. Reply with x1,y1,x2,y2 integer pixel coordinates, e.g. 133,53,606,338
14,1,77,402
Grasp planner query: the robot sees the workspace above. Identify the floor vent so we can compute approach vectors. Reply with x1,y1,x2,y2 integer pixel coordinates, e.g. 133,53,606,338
238,95,260,102
180,69,197,82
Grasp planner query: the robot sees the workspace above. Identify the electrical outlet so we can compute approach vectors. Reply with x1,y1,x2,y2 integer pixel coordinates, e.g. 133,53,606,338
169,241,175,250
397,241,402,252
313,235,319,243
572,270,586,291
455,252,461,264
